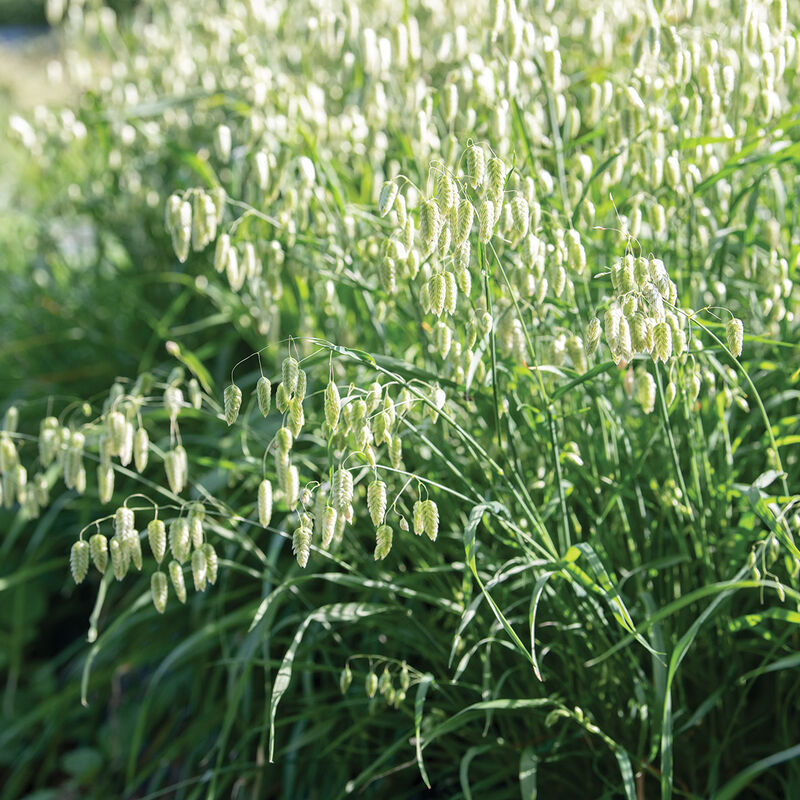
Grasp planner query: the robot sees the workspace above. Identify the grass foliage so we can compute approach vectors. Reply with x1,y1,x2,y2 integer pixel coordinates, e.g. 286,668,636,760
1,0,800,798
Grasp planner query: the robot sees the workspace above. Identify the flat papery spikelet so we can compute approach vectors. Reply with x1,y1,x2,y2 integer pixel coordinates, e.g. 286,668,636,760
286,466,300,508
295,370,307,402
164,448,186,495
110,538,127,581
191,548,208,591
632,313,652,353
422,499,439,541
282,356,300,396
170,518,191,563
188,502,205,548
324,380,340,430
322,505,337,548
429,273,446,317
214,232,230,273
340,664,353,694
115,506,135,540
585,317,601,355
566,336,587,374
70,540,90,584
379,257,397,293
169,560,187,604
378,180,398,218
389,436,403,469
98,464,114,504
366,671,378,698
653,322,673,363
510,195,530,239
164,387,183,422
466,143,486,188
478,198,495,243
134,427,149,472
395,194,407,229
604,306,621,350
89,533,108,574
413,500,425,535
277,426,294,455
293,524,312,567
276,382,290,413
455,238,471,273
333,467,353,512
726,317,743,358
148,518,167,563
151,571,168,614
487,156,506,197
436,172,457,213
256,376,272,416
444,271,458,315
258,478,273,527
288,396,305,437
367,479,387,526
224,383,242,426
374,524,393,560
126,528,143,571
420,199,440,255
456,200,474,245
202,543,219,585
635,368,657,414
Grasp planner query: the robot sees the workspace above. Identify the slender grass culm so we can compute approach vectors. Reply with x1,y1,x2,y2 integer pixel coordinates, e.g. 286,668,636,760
0,0,799,798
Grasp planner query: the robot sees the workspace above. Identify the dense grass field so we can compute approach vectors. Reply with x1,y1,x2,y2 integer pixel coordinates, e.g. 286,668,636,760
1,0,799,798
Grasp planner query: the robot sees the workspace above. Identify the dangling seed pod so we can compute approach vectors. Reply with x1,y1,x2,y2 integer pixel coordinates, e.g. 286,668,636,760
635,368,657,414
151,571,168,614
420,199,440,255
169,560,187,604
115,506,135,541
276,382,290,413
70,540,90,584
134,427,149,472
98,464,114,504
653,322,673,363
292,522,312,567
148,518,167,563
224,383,242,426
110,538,127,581
367,479,387,526
429,273,446,317
455,199,474,245
277,426,294,455
288,396,305,437
366,671,378,698
191,548,208,591
295,370,307,402
256,376,272,416
333,466,354,511
340,664,353,694
164,448,185,495
322,505,337,548
126,528,143,571
202,543,218,585
324,380,340,430
282,357,300,396
286,466,300,508
422,499,439,541
378,180,399,218
413,500,425,535
258,479,273,527
89,533,108,574
169,518,191,563
478,198,495,243
374,524,393,560
726,317,743,358
188,502,204,549
466,144,486,188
